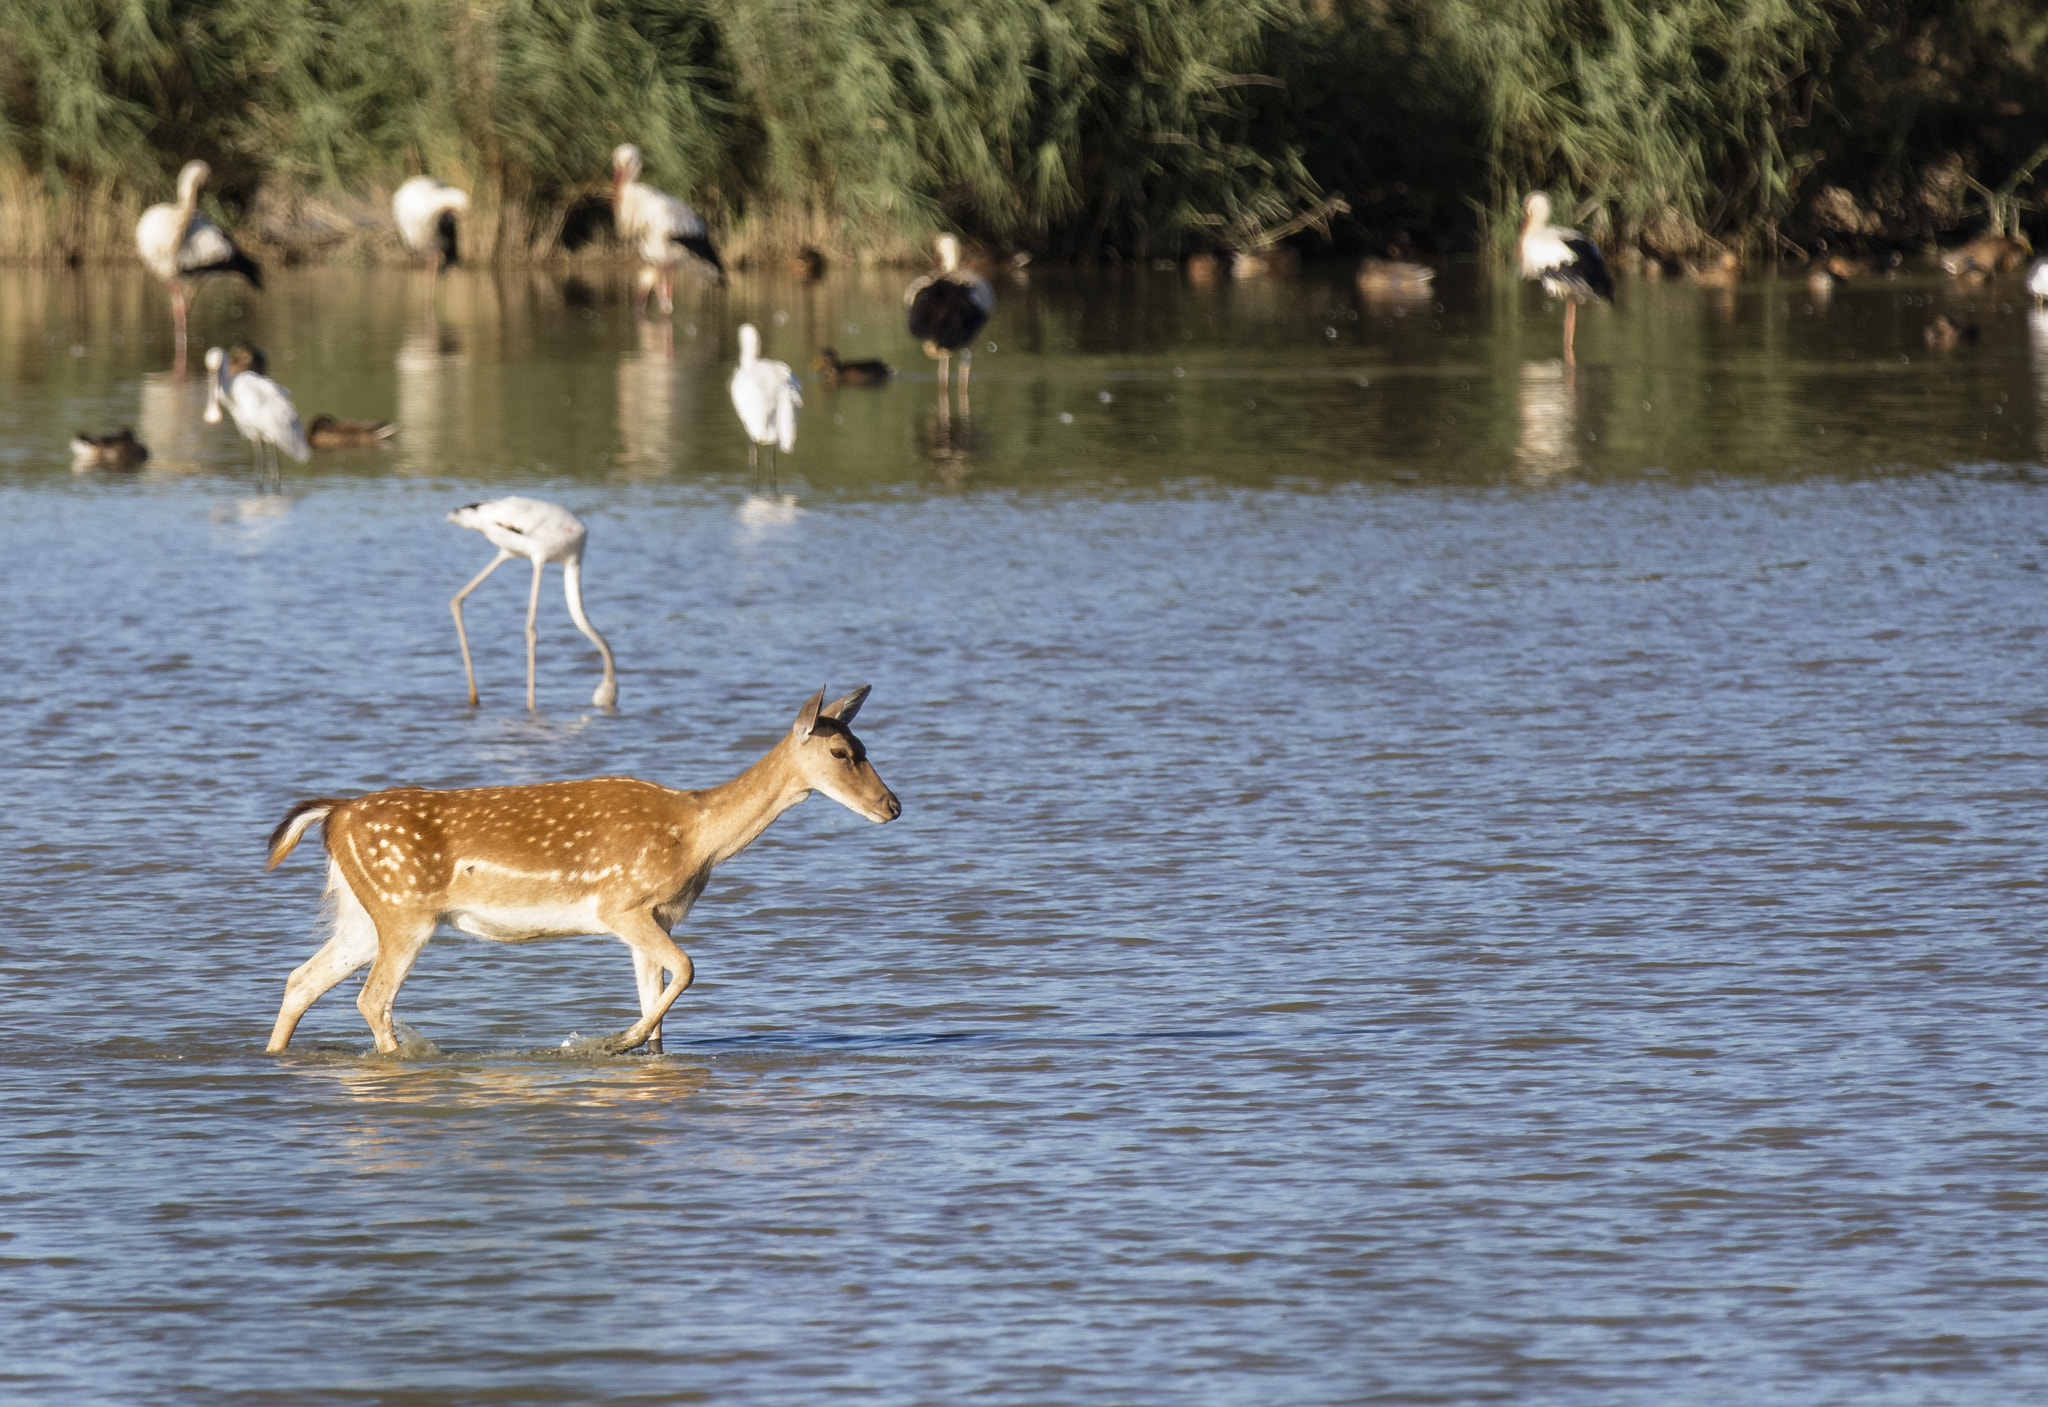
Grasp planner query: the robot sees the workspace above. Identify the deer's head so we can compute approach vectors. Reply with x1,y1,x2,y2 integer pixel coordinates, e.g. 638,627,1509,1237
788,686,899,824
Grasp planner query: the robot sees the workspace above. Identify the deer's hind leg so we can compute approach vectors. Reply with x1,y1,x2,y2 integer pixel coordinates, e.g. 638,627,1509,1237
354,905,439,1056
268,861,379,1052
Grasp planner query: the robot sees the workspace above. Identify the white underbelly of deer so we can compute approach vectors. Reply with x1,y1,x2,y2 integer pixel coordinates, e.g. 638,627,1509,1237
262,688,901,1055
447,898,609,942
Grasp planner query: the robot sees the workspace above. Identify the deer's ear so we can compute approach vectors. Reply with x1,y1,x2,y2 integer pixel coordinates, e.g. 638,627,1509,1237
820,685,870,724
793,687,826,737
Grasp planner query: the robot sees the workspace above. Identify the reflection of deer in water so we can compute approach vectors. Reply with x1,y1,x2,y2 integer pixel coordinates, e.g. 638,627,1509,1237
262,688,900,1056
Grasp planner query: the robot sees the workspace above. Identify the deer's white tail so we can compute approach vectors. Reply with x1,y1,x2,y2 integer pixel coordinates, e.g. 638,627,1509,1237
267,798,343,870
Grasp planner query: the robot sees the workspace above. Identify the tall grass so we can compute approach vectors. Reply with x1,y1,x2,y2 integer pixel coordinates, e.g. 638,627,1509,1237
3,0,2047,264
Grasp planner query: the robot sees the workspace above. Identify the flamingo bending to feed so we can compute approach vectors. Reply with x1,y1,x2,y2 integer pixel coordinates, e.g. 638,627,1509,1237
135,161,263,354
1519,192,1613,364
730,324,802,485
392,176,470,272
905,234,994,404
447,496,619,710
611,144,724,315
204,344,308,479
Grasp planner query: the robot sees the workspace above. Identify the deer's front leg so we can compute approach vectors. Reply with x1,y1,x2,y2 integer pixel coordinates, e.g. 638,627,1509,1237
629,946,672,1054
604,911,694,1055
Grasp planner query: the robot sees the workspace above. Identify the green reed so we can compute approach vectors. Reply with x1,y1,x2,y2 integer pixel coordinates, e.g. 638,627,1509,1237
2,0,2046,264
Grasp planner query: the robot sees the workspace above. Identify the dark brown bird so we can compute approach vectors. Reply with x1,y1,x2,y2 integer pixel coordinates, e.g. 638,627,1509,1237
1923,314,1980,350
1941,233,2030,277
813,349,894,387
1686,250,1742,288
307,414,399,448
71,427,149,470
1355,257,1435,297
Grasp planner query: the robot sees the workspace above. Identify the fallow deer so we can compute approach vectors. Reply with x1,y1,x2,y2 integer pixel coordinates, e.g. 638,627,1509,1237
263,687,899,1055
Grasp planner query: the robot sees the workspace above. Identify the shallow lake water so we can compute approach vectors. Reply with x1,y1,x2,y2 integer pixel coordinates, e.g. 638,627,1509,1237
2,260,2046,1404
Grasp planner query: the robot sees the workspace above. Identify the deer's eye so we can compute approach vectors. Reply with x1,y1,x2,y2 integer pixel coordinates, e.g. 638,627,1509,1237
830,746,852,760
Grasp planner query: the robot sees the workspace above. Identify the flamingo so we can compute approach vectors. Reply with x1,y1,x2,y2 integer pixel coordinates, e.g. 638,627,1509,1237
70,428,150,470
813,349,894,386
392,176,470,272
447,496,619,710
611,143,723,316
1519,192,1613,364
905,234,994,406
730,323,802,485
203,344,308,480
135,161,263,357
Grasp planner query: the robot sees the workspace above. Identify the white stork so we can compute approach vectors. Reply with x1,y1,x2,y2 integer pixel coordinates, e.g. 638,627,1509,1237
611,143,723,315
1518,192,1613,364
729,323,802,487
135,161,263,357
447,496,619,710
203,344,308,481
392,176,470,273
905,234,994,405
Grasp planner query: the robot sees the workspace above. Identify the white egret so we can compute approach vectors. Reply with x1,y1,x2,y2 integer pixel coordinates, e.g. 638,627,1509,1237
730,323,802,486
447,496,619,710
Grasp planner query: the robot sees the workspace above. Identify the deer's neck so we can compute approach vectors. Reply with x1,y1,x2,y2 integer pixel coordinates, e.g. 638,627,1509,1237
691,744,809,868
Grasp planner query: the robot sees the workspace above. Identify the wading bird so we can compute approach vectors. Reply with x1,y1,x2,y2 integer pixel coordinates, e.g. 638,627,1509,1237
203,344,308,480
262,687,898,1055
1519,192,1613,364
447,496,618,710
611,143,723,316
813,348,894,386
135,161,263,358
730,323,802,485
2027,259,2048,305
392,176,470,273
70,428,150,470
905,234,994,407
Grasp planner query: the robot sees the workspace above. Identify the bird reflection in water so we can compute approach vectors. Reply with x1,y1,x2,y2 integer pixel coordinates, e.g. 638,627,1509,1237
617,316,681,477
136,369,214,474
2030,308,2048,459
396,322,468,477
1516,361,1581,480
919,402,974,489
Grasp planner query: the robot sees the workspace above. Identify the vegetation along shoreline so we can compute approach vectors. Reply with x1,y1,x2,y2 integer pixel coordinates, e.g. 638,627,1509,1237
6,0,2048,270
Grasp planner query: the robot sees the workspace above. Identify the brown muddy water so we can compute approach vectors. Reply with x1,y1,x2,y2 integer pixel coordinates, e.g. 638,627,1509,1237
2,262,2046,1403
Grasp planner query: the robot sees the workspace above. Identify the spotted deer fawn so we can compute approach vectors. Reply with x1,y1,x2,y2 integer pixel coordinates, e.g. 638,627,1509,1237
264,687,899,1054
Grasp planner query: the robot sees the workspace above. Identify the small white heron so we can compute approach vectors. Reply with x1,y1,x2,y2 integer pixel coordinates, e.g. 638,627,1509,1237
135,161,263,356
392,176,470,273
447,496,619,710
203,344,309,481
1519,192,1613,364
730,323,802,486
905,234,994,405
2028,258,2048,305
611,143,723,316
